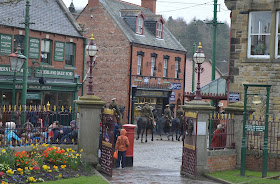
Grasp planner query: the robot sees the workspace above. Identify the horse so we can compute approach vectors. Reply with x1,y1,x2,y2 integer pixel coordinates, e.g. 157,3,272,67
136,116,154,143
156,116,172,140
169,118,183,141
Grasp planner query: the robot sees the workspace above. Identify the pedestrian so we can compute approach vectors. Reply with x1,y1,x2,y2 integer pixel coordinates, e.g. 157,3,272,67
164,104,172,126
110,98,121,126
211,124,224,149
115,129,129,168
61,120,78,143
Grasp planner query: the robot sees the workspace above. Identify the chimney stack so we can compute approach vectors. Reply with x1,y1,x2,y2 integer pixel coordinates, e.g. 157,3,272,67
88,0,99,7
141,0,157,14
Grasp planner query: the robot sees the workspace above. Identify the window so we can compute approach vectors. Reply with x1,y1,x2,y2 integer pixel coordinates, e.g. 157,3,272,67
137,55,143,75
248,12,271,58
136,17,144,34
156,22,163,38
66,43,75,66
150,56,156,76
13,35,24,53
41,39,52,64
175,60,179,78
275,12,280,57
163,58,168,77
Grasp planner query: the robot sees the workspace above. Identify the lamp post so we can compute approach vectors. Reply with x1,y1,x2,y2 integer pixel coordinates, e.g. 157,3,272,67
85,34,98,95
193,42,206,100
8,46,26,121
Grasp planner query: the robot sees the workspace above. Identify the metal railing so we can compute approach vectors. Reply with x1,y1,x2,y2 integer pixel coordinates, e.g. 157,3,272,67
0,104,78,147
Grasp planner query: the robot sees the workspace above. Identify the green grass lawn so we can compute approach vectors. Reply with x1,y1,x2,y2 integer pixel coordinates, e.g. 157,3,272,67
43,174,109,184
207,170,280,184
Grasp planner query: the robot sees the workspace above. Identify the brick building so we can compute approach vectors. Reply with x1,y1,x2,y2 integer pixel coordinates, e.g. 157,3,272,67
76,0,186,123
225,0,280,113
0,0,85,108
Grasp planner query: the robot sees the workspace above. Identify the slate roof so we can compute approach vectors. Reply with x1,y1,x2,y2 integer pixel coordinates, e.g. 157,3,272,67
0,0,82,38
100,0,186,52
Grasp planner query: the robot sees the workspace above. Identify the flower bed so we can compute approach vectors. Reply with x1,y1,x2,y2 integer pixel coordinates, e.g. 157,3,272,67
0,144,95,183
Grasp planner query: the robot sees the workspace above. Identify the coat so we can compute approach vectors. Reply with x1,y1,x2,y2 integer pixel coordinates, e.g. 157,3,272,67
211,129,224,148
115,129,129,152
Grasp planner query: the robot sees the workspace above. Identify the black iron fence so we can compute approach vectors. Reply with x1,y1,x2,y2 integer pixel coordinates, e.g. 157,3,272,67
0,105,78,147
208,113,235,150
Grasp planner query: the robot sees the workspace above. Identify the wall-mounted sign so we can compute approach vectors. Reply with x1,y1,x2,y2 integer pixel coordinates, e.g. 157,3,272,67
171,83,181,90
245,125,265,132
158,78,161,84
229,92,240,102
26,92,41,100
29,38,40,59
170,91,175,102
0,34,12,55
54,41,65,61
135,90,169,97
144,77,149,84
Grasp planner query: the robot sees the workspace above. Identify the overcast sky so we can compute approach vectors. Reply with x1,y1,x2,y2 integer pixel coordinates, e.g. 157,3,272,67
63,0,231,24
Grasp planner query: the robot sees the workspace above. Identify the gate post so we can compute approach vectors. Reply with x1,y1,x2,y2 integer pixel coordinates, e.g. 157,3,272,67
182,100,215,176
223,101,253,169
75,95,105,165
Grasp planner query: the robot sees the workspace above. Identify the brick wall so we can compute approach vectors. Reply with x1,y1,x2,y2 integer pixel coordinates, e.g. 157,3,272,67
77,3,130,119
246,155,280,171
0,26,84,96
208,152,236,173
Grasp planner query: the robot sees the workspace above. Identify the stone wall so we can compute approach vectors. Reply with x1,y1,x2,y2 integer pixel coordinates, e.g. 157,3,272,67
224,0,280,114
246,154,280,171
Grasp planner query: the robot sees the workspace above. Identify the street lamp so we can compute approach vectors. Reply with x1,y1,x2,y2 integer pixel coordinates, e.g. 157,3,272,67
193,42,206,100
85,34,98,95
8,46,26,120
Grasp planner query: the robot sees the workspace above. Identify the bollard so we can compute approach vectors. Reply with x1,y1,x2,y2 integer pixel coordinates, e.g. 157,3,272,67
123,124,136,167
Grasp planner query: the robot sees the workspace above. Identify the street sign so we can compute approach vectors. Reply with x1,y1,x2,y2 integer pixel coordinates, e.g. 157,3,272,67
245,124,265,132
229,92,240,102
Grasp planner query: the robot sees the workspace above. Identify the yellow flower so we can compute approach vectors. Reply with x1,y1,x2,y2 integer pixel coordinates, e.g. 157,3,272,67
80,149,83,152
2,182,8,184
30,144,34,147
6,169,14,175
76,153,79,157
72,150,75,153
1,149,6,153
53,165,58,170
48,170,52,173
76,174,79,177
59,174,62,178
17,168,23,172
20,171,23,175
25,167,29,170
61,165,66,169
66,148,70,152
29,167,33,171
42,165,48,170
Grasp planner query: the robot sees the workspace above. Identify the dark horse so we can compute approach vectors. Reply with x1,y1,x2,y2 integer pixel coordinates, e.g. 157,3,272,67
136,117,154,143
169,118,183,141
157,116,172,140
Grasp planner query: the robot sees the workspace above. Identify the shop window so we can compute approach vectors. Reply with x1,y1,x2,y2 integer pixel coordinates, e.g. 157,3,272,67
41,39,52,64
58,92,73,109
13,35,24,53
43,92,57,106
248,11,271,58
66,42,75,66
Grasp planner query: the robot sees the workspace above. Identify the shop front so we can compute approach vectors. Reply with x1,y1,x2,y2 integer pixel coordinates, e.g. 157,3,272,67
0,64,81,108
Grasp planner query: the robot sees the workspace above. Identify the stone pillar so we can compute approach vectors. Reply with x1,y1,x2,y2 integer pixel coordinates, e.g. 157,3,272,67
223,101,253,169
75,95,105,165
182,100,215,176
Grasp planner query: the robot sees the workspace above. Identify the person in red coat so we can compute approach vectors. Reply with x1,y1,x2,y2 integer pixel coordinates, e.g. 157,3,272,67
211,124,224,149
115,129,129,168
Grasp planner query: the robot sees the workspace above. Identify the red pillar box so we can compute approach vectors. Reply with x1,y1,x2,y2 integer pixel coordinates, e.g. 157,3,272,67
123,124,136,167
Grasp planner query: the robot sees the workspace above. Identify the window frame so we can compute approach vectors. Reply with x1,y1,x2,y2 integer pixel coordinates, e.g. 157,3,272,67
151,56,156,76
175,60,179,79
275,11,280,58
163,58,168,77
247,11,271,59
137,54,143,75
136,16,144,35
65,42,75,66
41,39,52,64
13,35,25,54
156,22,163,39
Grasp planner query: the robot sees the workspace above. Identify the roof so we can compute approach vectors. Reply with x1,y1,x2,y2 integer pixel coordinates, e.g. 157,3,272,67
99,0,186,52
0,0,83,38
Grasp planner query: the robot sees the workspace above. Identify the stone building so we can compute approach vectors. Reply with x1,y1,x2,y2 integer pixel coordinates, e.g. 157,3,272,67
0,0,85,108
76,0,187,123
225,0,280,113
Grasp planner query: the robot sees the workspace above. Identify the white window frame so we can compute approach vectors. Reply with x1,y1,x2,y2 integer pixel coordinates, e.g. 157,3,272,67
150,57,156,76
156,22,163,38
276,11,280,58
247,11,271,59
136,17,143,34
41,39,51,64
163,58,168,77
175,60,179,79
137,55,142,75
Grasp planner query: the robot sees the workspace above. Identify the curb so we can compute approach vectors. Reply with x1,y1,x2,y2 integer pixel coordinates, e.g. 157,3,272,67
94,167,111,184
203,173,235,184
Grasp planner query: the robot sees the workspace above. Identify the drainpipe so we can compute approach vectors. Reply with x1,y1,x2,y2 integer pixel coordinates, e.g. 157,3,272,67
183,53,187,104
82,38,87,95
227,12,232,101
128,42,134,124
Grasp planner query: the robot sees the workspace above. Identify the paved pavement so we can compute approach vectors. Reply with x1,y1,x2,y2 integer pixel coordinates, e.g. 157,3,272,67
103,134,219,184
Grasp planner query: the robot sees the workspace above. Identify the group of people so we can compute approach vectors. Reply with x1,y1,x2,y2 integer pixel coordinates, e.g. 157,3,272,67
0,114,78,145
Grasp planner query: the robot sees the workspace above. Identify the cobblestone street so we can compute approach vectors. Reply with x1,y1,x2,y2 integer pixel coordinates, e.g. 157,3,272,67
104,134,219,184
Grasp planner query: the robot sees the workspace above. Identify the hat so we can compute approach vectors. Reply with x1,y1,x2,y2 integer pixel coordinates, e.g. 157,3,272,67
112,98,116,101
70,120,76,125
166,104,170,107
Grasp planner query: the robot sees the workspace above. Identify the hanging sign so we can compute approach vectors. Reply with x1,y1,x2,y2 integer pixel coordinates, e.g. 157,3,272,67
54,41,65,61
29,37,40,59
0,34,12,55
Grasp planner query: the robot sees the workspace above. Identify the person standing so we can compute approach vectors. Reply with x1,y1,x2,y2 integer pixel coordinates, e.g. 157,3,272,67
211,124,224,149
115,129,129,168
164,104,173,126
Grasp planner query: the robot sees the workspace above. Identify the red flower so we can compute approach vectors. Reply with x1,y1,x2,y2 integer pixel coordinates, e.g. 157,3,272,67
0,171,4,178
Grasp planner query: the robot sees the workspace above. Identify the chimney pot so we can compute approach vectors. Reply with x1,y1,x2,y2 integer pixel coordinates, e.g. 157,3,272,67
141,0,157,14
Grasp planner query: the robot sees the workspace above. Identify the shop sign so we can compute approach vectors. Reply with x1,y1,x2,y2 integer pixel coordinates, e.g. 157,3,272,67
27,92,41,100
171,83,181,90
170,91,175,102
158,78,161,84
0,34,12,55
229,92,240,102
34,68,74,79
29,38,40,59
135,90,169,97
54,41,65,61
144,77,149,84
16,84,52,90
